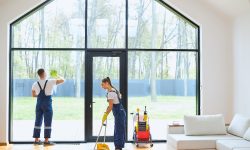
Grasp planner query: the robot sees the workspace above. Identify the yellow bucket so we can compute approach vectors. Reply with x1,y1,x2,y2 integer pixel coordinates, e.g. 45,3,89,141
97,143,110,150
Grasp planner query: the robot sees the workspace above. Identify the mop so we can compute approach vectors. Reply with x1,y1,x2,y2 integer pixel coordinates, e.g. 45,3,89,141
94,120,110,150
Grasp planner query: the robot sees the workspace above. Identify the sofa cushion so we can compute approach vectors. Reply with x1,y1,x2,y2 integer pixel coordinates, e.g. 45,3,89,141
167,134,241,149
216,139,250,150
184,114,227,135
228,114,250,137
243,127,250,141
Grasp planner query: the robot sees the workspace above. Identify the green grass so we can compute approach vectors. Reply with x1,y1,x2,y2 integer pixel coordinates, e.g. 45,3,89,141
13,96,196,120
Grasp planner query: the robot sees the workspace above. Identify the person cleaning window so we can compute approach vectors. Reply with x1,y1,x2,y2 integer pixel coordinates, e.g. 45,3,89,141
31,68,65,145
101,77,126,150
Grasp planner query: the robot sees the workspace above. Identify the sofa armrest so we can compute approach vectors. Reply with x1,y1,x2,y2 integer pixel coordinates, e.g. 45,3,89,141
167,124,184,134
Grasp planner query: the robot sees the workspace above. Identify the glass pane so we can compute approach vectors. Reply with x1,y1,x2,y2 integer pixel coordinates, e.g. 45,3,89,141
87,0,125,48
92,57,120,136
12,51,85,141
127,51,197,140
12,0,85,48
128,0,198,49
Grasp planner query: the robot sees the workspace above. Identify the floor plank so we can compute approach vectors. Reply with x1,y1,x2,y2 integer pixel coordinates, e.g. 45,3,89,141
0,143,166,150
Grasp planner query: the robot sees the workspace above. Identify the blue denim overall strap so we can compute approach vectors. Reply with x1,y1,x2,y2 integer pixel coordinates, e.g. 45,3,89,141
33,80,53,138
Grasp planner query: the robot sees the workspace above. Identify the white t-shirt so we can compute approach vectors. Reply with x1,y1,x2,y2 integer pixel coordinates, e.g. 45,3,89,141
32,79,57,96
107,88,120,104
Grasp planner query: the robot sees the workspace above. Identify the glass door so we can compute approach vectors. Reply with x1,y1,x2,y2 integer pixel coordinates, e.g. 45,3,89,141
85,51,127,142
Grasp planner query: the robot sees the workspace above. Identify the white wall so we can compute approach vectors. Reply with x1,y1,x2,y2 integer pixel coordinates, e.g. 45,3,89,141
233,13,250,116
0,0,234,143
0,0,44,143
166,0,234,123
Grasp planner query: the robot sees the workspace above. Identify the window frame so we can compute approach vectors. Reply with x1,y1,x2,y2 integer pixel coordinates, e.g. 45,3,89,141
9,0,200,143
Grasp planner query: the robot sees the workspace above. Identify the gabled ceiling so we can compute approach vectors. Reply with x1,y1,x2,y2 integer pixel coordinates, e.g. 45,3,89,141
0,0,249,19
202,0,250,19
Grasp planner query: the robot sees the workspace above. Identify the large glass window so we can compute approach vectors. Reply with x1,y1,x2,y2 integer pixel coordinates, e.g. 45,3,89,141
13,0,85,48
87,0,125,48
12,51,85,141
127,51,197,140
128,0,197,49
10,0,199,142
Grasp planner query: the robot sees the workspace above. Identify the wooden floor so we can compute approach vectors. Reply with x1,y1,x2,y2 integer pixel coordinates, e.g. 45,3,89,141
0,143,166,150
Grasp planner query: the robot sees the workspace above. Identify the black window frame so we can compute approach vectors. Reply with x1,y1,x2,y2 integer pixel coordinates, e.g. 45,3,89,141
9,0,200,144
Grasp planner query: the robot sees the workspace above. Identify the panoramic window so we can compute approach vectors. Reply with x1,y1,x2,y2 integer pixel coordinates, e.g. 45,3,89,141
12,51,85,141
10,0,199,142
127,51,197,140
12,0,85,48
128,0,197,49
87,0,125,48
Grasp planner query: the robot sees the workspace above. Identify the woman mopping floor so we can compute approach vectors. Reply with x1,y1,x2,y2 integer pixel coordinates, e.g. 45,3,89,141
101,77,126,150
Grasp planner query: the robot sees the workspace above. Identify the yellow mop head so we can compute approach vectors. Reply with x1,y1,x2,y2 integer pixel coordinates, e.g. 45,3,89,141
97,143,110,150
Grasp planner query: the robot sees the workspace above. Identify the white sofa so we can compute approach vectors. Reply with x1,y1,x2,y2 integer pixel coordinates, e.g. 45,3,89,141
167,125,250,150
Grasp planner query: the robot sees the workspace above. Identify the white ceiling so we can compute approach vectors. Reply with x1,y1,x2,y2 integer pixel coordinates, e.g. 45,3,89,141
0,0,249,19
202,0,250,19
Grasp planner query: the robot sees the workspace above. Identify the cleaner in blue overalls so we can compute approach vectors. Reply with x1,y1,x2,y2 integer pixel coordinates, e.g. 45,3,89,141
101,77,126,150
31,68,65,145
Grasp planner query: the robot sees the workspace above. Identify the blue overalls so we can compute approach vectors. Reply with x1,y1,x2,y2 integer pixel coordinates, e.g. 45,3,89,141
107,90,126,149
33,80,53,138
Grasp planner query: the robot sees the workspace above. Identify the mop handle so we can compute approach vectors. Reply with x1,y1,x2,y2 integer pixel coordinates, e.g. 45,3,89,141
104,120,107,143
94,123,103,150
